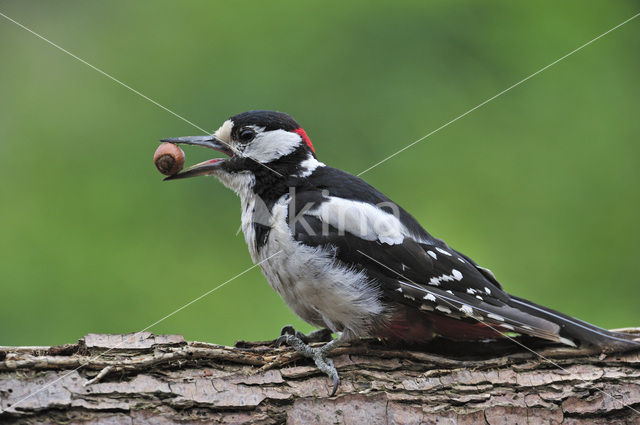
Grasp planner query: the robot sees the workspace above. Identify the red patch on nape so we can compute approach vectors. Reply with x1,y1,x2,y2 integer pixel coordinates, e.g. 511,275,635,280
292,128,314,153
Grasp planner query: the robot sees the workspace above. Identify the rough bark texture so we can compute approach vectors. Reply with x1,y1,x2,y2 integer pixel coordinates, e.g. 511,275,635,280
1,331,639,424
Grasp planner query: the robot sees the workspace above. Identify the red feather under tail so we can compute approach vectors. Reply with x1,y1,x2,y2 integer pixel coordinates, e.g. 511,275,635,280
377,308,504,344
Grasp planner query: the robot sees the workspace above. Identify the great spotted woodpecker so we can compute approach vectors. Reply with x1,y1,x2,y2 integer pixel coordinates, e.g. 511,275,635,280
162,110,639,395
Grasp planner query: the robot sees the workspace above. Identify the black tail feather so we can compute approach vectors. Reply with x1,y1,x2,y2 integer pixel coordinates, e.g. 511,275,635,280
509,296,640,352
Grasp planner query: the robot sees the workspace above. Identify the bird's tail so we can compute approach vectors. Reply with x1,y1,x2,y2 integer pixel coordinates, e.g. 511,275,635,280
508,295,640,353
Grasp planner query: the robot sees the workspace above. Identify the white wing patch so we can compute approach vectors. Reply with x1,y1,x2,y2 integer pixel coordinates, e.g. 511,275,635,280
309,197,408,245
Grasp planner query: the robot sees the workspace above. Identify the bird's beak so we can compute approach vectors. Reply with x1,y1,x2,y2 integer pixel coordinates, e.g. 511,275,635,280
160,135,234,181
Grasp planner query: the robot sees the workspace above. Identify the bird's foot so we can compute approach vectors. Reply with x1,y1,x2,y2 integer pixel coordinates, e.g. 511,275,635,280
275,327,340,396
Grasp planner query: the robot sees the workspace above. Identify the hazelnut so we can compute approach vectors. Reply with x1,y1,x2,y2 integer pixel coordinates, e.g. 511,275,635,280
154,143,185,176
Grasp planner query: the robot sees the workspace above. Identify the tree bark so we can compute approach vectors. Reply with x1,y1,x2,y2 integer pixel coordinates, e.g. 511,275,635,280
1,331,639,424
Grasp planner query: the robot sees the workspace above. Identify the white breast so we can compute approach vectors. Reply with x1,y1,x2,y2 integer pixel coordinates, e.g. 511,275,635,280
243,194,386,336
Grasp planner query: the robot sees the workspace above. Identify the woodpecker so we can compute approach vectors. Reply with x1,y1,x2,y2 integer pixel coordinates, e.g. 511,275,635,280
162,110,639,395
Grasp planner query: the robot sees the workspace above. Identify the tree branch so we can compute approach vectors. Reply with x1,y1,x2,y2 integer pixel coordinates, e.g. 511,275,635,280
1,331,639,424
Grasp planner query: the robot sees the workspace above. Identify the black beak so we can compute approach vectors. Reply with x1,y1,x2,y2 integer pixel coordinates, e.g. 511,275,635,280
160,135,234,181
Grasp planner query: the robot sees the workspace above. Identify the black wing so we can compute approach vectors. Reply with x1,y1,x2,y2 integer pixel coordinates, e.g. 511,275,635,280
288,179,570,344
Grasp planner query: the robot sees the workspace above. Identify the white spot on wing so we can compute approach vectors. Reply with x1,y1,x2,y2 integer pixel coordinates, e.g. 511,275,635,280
423,293,436,302
487,313,505,322
429,269,463,286
395,287,403,293
436,247,452,256
459,304,473,316
484,287,491,295
428,250,437,259
435,305,452,314
466,288,476,295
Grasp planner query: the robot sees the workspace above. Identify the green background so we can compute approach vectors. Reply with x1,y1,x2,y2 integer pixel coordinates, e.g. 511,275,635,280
1,1,638,346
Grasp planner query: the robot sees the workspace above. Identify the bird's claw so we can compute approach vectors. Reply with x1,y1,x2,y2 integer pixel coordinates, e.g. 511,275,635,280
312,354,340,397
274,334,290,348
275,330,340,396
275,325,295,347
279,325,296,337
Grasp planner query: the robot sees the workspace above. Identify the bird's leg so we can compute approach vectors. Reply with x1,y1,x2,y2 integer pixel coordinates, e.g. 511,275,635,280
275,327,356,396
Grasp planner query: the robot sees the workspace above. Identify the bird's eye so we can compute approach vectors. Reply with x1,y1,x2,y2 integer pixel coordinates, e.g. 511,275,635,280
238,128,256,143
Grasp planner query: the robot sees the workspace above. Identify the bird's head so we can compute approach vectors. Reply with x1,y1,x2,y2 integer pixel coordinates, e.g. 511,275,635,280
162,110,320,192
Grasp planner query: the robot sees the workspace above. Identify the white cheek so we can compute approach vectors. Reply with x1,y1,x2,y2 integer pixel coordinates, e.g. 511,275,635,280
243,130,301,163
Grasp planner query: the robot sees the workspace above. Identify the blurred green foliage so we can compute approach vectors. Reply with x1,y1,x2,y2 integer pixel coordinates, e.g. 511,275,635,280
0,1,638,346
